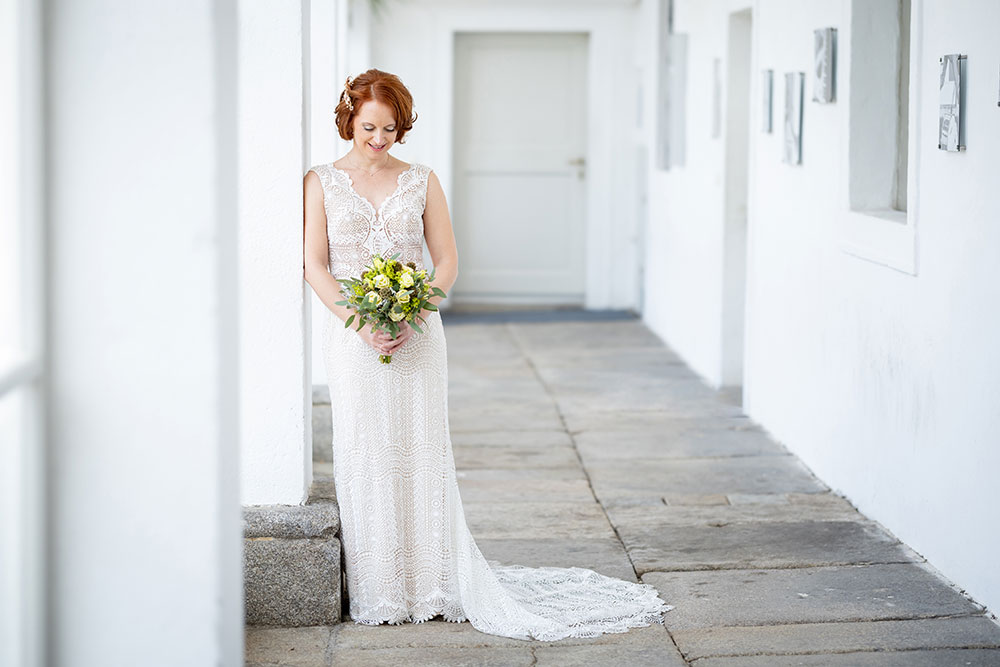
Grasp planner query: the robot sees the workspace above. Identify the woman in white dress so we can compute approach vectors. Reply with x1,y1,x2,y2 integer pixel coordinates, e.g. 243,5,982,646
303,68,670,641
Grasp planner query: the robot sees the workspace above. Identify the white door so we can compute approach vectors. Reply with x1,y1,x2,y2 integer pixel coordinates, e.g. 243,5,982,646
452,32,588,305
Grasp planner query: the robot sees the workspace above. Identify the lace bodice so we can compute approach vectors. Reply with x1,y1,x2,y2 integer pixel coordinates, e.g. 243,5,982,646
308,161,431,280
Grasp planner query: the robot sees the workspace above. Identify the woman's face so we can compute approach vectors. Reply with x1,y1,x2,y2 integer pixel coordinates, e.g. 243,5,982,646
352,99,398,156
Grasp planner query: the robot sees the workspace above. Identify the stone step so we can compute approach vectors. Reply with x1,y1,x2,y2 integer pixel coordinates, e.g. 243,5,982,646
243,473,343,627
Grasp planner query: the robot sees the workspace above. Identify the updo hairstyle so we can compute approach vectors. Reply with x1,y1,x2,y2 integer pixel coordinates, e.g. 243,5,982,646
335,68,418,144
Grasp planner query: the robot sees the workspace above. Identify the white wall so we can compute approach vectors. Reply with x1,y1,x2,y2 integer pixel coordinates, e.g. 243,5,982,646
365,0,642,311
642,0,1000,615
638,0,753,387
45,1,243,664
239,0,312,506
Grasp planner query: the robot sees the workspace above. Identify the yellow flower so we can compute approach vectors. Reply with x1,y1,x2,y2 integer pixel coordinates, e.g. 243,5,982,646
399,272,414,288
389,309,405,321
365,291,379,303
417,269,427,279
396,290,410,303
374,274,390,288
373,256,384,270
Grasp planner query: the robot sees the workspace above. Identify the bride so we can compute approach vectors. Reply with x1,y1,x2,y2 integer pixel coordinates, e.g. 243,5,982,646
303,68,671,641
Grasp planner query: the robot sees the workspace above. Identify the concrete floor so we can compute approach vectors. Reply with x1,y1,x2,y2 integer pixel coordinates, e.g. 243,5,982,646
247,315,1000,666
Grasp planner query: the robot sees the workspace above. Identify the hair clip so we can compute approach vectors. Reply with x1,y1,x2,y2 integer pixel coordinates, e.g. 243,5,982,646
342,75,355,111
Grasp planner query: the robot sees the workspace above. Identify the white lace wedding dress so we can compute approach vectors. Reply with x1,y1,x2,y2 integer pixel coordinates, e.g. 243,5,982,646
308,160,672,641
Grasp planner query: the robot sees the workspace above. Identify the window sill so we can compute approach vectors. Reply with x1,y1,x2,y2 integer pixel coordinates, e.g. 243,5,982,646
840,209,916,275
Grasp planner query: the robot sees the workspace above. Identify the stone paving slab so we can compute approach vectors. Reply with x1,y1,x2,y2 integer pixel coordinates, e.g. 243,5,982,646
449,396,555,415
692,648,1000,666
331,618,673,649
477,538,639,581
330,646,534,666
445,327,526,349
575,421,786,460
448,407,565,432
456,478,595,503
624,520,915,573
455,466,587,482
244,626,331,666
453,444,580,469
528,347,687,371
447,363,538,382
563,410,754,434
673,616,1000,660
448,383,552,404
605,492,859,527
534,362,708,384
510,320,668,351
534,642,687,666
463,501,617,540
587,456,827,500
643,564,984,631
561,399,746,421
540,371,740,409
450,429,573,448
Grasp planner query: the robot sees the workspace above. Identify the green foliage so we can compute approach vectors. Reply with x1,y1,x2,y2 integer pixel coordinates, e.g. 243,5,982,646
335,252,447,362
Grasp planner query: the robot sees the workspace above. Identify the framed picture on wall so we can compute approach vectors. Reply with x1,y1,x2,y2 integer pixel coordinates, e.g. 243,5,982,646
938,54,964,151
812,27,836,103
656,31,688,169
783,72,803,164
761,69,773,132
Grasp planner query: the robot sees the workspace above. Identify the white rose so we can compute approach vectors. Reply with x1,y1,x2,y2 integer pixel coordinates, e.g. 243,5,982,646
365,291,379,303
389,309,405,321
399,273,414,288
396,290,410,303
374,274,390,288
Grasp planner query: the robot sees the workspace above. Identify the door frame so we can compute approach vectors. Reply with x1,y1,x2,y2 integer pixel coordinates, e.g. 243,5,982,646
721,8,753,389
450,30,589,306
409,4,639,310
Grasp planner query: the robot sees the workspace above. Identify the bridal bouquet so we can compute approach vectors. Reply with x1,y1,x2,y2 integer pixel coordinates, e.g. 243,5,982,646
335,252,446,364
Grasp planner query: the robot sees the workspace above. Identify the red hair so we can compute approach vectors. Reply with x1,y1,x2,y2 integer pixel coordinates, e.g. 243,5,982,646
335,69,418,144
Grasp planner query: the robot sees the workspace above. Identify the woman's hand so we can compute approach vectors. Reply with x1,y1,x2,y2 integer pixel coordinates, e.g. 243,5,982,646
357,321,395,355
382,321,414,355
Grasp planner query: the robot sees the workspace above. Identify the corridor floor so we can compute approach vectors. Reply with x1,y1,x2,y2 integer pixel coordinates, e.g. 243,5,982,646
246,313,1000,666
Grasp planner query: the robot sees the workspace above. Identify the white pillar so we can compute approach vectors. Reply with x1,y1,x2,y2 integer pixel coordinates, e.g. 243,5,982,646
238,0,313,505
309,0,348,386
45,1,243,665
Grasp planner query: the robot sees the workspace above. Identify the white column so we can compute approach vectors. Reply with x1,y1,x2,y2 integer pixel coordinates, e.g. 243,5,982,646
238,0,313,505
45,1,243,665
308,0,344,386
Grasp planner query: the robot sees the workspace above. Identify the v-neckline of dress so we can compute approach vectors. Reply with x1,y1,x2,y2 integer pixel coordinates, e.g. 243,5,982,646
332,162,417,221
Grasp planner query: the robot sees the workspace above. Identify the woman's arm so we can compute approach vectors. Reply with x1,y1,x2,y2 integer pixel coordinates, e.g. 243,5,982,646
420,170,459,314
303,170,354,323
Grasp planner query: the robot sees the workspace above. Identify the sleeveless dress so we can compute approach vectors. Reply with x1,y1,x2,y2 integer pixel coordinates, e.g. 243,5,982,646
307,160,672,641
